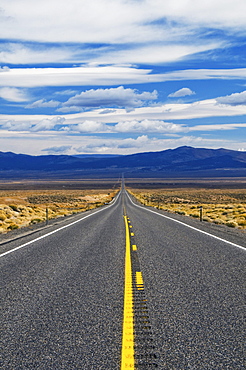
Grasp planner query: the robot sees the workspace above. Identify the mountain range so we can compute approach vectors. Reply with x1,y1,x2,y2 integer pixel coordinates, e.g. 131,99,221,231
0,146,246,178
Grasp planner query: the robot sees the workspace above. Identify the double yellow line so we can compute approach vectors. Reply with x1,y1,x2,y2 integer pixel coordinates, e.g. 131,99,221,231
121,216,135,369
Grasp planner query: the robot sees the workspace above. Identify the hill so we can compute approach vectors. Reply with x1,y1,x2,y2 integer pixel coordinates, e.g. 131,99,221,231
0,146,245,178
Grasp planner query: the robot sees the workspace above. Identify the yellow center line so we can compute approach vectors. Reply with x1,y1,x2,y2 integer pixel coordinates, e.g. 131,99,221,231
121,216,135,369
136,271,144,290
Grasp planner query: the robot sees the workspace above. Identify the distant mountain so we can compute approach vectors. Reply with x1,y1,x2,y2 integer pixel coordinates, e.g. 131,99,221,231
0,146,246,178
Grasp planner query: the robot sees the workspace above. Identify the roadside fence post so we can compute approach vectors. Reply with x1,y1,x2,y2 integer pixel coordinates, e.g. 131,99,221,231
200,206,203,222
46,207,49,225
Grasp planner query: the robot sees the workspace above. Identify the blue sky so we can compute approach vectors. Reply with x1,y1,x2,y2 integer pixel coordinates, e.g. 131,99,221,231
0,0,246,155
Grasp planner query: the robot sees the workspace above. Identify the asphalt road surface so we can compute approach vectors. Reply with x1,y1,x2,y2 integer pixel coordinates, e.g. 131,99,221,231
1,190,245,369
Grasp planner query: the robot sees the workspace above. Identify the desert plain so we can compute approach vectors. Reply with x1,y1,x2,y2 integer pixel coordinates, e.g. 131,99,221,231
0,177,245,235
127,177,246,230
0,179,120,234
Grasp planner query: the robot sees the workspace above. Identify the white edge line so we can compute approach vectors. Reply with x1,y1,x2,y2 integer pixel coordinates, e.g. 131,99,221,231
125,191,246,252
0,191,121,258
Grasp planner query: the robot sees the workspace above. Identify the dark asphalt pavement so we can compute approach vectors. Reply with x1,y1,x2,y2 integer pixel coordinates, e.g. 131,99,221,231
1,195,125,369
125,192,246,369
1,190,245,369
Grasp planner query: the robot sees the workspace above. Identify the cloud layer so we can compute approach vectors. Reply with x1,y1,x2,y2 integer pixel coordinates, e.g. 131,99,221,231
60,86,158,112
2,67,246,88
0,87,28,102
1,0,246,45
216,90,246,106
1,0,246,155
168,87,195,98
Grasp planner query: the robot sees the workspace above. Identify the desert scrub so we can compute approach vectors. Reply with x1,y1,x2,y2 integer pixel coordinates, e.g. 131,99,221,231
30,218,43,224
128,188,246,230
225,221,238,228
213,218,224,225
9,204,19,212
175,210,187,215
0,213,6,221
0,188,119,234
189,213,199,218
238,219,246,227
7,223,19,230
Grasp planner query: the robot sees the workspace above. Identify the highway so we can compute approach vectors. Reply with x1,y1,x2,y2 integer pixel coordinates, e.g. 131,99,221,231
1,189,245,369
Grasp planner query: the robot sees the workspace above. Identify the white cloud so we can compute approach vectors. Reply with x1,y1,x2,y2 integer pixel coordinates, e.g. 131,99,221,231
1,120,31,131
76,98,246,122
0,0,160,44
0,43,81,65
73,134,239,154
60,86,158,111
76,135,150,152
160,0,246,30
0,125,245,155
0,116,65,132
110,99,246,121
114,119,186,133
1,95,246,131
30,117,65,132
117,135,149,149
0,66,155,88
74,121,108,133
76,143,113,154
46,118,186,135
99,109,117,115
161,68,246,81
2,116,65,132
3,115,245,135
26,99,60,109
55,89,78,96
96,42,222,65
0,39,224,68
0,66,10,72
189,122,246,131
1,66,246,89
216,90,246,105
42,145,72,154
0,87,28,102
1,0,246,45
168,87,195,98
0,41,220,67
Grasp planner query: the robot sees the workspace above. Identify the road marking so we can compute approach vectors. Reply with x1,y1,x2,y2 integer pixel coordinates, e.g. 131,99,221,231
121,215,135,369
131,232,134,236
0,191,121,259
126,191,246,252
136,272,144,290
129,221,158,367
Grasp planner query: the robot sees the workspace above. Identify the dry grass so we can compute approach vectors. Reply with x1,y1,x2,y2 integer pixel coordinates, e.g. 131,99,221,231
127,188,246,229
0,188,118,234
